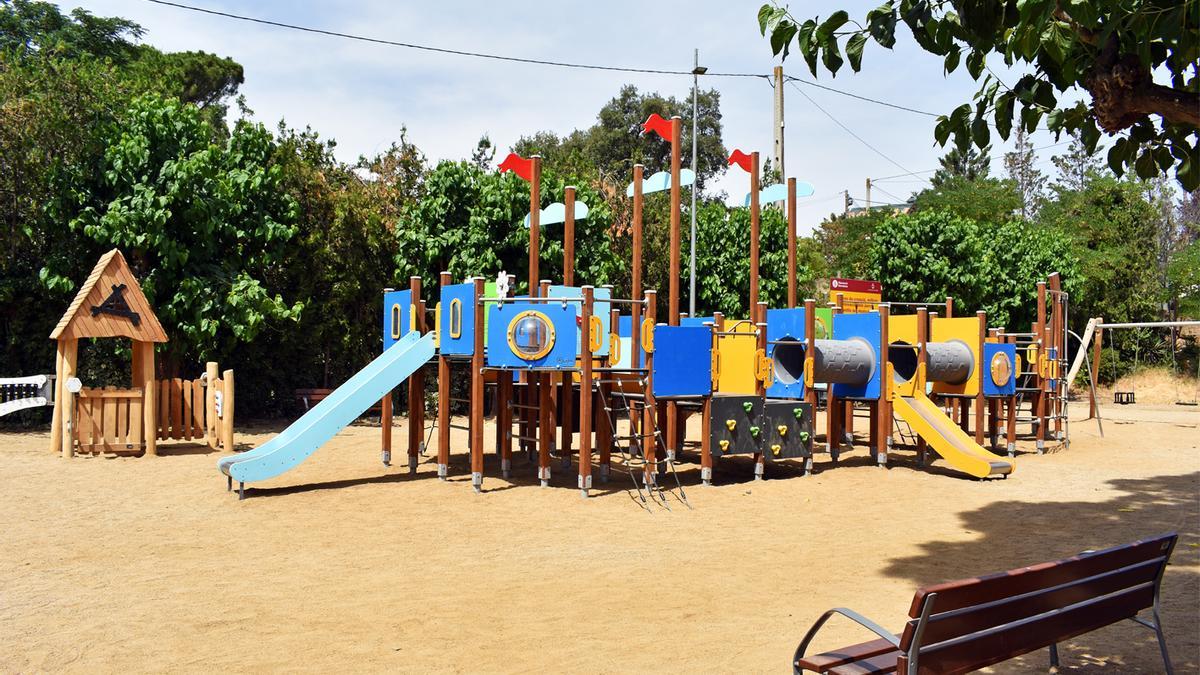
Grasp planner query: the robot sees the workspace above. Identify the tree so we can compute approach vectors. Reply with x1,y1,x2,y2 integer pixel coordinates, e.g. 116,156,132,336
1003,127,1047,219
758,1,1200,190
42,95,303,370
1052,130,1106,190
910,177,1022,224
0,0,142,62
470,134,495,170
514,84,727,192
931,145,991,186
814,209,890,279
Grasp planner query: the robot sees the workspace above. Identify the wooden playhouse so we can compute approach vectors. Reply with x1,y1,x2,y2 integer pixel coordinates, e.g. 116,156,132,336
48,249,234,457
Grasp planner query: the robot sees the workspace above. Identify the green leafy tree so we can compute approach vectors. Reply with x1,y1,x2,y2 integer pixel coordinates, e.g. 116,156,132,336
1052,130,1106,190
911,176,1022,224
514,84,727,192
43,95,303,370
758,0,1200,190
814,209,890,279
0,0,142,61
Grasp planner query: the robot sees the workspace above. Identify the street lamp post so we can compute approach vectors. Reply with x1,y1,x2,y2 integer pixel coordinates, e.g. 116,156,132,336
690,50,706,318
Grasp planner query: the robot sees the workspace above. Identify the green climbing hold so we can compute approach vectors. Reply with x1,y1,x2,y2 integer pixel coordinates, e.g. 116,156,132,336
742,401,753,413
799,431,810,442
750,425,761,436
793,407,804,419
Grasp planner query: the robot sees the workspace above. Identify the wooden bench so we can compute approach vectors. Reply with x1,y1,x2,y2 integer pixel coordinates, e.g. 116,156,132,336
294,388,382,414
793,533,1178,674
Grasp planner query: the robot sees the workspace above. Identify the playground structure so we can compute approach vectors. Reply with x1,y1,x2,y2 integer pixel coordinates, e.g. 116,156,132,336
213,114,1085,501
47,249,235,458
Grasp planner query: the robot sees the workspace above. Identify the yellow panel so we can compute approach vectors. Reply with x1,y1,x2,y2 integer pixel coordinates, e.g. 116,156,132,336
716,319,758,394
888,314,919,346
930,317,981,396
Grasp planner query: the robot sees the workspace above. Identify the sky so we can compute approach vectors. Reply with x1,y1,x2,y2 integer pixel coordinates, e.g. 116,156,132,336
72,0,1079,234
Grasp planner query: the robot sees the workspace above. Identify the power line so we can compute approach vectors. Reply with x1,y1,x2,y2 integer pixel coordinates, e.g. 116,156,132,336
786,75,938,117
869,141,1073,182
787,80,929,186
142,0,768,79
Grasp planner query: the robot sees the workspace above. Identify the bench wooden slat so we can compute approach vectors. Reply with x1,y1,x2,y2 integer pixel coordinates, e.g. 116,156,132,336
915,556,1165,645
902,583,1157,675
826,652,901,675
904,534,1175,619
796,638,898,673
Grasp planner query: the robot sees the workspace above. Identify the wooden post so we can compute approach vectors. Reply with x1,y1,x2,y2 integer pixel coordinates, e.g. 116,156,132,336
877,304,890,466
59,338,78,458
220,368,234,453
916,308,929,465
754,301,768,480
528,156,542,296
407,276,424,472
749,151,761,310
787,177,798,308
205,361,219,449
667,121,683,461
1035,281,1047,453
1090,318,1103,419
49,342,66,454
579,286,594,497
564,187,576,286
142,344,156,456
470,277,485,493
437,271,452,480
642,291,658,487
804,299,818,408
975,311,987,445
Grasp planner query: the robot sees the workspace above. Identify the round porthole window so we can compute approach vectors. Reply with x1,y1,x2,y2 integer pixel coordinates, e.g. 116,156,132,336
990,351,1012,387
507,310,556,360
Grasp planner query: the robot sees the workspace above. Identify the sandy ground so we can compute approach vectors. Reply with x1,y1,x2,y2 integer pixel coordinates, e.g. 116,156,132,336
2,403,1197,673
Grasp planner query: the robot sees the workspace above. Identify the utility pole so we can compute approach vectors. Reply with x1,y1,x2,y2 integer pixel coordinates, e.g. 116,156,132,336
690,50,706,318
865,177,872,213
773,66,785,181
844,189,851,217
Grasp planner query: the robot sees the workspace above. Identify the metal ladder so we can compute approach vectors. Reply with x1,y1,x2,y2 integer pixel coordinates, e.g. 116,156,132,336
594,380,689,509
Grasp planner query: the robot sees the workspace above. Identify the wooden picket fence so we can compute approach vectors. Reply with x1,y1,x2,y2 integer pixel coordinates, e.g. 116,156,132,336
73,363,234,455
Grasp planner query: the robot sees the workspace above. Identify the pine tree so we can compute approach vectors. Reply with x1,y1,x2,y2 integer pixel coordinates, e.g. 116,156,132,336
1003,128,1047,220
930,145,991,187
1051,132,1105,191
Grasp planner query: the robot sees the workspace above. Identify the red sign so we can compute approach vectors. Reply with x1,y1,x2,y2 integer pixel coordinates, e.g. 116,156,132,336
830,278,882,294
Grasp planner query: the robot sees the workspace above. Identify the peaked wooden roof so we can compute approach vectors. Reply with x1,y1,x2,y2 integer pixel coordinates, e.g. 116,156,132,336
50,249,168,343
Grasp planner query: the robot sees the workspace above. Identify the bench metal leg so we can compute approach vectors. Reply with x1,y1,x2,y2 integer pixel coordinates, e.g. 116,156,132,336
1151,606,1174,675
1049,643,1059,669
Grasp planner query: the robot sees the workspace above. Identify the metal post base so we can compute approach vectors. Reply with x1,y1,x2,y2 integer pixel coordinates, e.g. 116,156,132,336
227,475,232,492
538,466,550,487
501,458,512,479
438,463,448,480
472,472,482,494
1036,440,1045,454
1007,442,1016,457
701,466,712,486
381,449,391,466
667,448,676,462
876,452,887,468
238,482,245,500
408,454,418,474
754,460,765,481
804,457,813,475
418,441,427,456
599,463,610,483
578,474,591,499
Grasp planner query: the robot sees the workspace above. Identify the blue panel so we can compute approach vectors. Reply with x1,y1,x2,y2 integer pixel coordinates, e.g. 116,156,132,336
547,285,611,356
618,315,633,337
831,311,882,400
766,307,806,399
680,315,713,328
382,289,412,352
652,326,712,398
486,301,579,369
438,283,477,356
984,343,1017,396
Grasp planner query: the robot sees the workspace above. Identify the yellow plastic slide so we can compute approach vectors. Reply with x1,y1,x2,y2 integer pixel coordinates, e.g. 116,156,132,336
891,386,1014,478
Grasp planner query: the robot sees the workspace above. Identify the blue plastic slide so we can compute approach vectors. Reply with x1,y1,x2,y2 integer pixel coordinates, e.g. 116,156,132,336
218,331,436,486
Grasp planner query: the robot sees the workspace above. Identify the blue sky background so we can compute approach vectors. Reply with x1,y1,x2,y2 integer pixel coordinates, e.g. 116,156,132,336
73,0,1080,233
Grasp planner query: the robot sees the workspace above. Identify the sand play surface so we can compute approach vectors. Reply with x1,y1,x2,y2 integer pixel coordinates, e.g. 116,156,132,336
2,403,1197,673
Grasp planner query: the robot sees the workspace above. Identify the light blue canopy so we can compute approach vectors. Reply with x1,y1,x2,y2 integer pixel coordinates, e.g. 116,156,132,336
523,200,590,228
743,181,815,206
625,169,696,197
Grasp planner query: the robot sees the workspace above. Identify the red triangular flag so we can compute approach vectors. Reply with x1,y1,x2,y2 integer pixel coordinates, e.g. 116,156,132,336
728,149,754,173
498,152,534,182
641,113,675,142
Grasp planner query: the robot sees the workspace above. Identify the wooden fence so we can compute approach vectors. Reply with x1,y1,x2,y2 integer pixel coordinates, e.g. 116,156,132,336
72,362,234,455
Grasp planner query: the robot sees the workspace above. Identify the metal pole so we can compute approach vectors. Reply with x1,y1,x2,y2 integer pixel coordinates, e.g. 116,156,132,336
690,48,700,318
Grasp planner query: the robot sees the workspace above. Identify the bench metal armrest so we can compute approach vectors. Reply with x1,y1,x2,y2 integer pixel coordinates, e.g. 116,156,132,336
794,607,900,673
